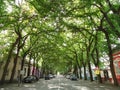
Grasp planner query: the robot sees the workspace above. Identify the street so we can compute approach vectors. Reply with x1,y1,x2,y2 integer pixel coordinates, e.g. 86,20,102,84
0,75,120,90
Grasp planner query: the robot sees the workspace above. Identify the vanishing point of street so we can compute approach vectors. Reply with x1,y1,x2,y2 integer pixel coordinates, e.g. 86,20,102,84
0,75,120,90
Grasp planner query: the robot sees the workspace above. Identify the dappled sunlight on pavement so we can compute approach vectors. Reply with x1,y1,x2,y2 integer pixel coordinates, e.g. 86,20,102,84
24,84,36,87
48,84,64,89
0,76,120,90
72,86,90,90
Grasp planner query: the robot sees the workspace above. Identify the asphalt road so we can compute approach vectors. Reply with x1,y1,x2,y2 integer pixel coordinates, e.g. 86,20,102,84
0,75,120,90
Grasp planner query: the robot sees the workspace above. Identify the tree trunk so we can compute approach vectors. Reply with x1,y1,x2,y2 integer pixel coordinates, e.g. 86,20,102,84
79,66,82,79
73,65,78,76
32,58,36,75
19,52,28,83
88,62,93,81
9,41,20,83
21,51,28,71
83,65,87,80
27,54,32,76
87,50,93,81
104,31,119,86
91,35,102,83
0,38,19,84
75,51,82,79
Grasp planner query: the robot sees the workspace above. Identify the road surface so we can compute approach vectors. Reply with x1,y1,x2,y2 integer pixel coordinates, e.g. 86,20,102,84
0,75,120,90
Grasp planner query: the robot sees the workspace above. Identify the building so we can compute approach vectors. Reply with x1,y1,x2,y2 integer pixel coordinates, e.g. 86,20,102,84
0,56,30,82
113,51,120,84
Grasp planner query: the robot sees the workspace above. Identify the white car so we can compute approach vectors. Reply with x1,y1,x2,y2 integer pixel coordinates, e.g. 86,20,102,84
66,75,71,79
49,74,54,79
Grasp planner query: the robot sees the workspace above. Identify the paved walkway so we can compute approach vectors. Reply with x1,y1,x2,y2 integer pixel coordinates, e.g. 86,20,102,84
0,77,120,90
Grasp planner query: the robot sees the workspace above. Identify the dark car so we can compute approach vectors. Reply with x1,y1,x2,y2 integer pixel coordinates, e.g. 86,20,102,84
70,74,78,81
45,75,50,80
23,75,38,83
44,74,55,80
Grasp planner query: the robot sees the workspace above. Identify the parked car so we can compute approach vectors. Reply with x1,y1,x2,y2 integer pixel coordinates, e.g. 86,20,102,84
65,75,71,79
48,74,54,79
23,75,38,83
45,75,50,80
70,74,78,81
44,74,55,80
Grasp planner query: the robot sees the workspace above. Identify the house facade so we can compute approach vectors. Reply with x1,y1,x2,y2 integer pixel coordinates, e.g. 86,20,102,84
0,56,31,82
113,51,120,84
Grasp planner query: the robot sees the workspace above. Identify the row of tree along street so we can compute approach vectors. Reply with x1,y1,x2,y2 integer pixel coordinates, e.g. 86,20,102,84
0,0,120,86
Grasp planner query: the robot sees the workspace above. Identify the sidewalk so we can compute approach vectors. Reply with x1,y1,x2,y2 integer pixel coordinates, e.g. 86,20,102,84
0,82,24,90
78,80,120,90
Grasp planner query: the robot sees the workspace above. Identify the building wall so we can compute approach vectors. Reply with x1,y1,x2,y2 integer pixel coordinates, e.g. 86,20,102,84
113,51,120,84
0,56,22,81
0,56,40,82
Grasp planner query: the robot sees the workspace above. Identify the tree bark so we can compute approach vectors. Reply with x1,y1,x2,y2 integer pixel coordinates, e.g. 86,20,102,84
88,62,93,81
9,39,21,83
87,50,93,81
104,31,119,86
0,38,19,84
9,35,27,83
9,46,20,83
27,53,32,76
32,61,35,75
83,64,87,80
74,51,82,79
21,43,30,71
79,66,82,79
